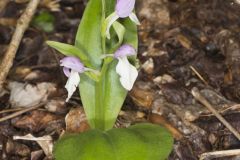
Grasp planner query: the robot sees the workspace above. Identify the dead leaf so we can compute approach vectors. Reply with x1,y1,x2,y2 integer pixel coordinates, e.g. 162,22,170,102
6,139,30,157
142,58,154,74
177,34,192,49
31,150,44,160
130,85,154,109
11,110,61,132
8,82,56,108
153,74,175,84
65,107,90,133
138,0,170,26
14,134,53,158
45,99,67,114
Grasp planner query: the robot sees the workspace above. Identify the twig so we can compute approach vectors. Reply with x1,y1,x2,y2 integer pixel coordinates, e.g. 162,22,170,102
0,108,23,114
14,134,52,141
190,66,208,85
0,0,40,87
200,149,240,160
0,102,45,123
220,104,240,113
200,104,240,117
192,87,240,141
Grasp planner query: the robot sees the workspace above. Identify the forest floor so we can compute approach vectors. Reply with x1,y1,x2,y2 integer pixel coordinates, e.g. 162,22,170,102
0,0,240,159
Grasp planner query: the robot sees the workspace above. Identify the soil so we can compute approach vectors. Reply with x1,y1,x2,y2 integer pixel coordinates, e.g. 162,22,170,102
0,0,240,159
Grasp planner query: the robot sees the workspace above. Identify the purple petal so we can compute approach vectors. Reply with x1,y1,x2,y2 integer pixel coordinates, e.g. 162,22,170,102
60,56,85,73
63,67,71,77
114,44,136,58
115,0,135,18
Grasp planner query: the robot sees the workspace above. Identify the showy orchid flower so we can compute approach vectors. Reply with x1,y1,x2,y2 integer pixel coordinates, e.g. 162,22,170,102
104,0,140,39
60,56,85,102
114,45,138,90
102,44,138,90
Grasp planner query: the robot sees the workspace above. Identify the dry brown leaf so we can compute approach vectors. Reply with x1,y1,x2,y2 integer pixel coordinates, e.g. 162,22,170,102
6,139,30,157
129,85,154,109
65,107,90,133
8,82,56,108
14,134,53,158
45,99,67,114
12,110,61,132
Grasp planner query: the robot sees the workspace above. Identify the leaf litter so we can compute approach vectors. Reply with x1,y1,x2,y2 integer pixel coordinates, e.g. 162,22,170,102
0,0,240,159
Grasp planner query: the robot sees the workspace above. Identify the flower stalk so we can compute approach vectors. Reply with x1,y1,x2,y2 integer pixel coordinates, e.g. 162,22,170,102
48,0,140,131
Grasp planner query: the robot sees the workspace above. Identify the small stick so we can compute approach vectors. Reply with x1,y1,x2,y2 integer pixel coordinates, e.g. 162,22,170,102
200,149,240,160
220,104,240,113
14,134,52,141
0,0,40,87
190,66,208,85
0,102,45,123
192,87,240,141
0,108,23,114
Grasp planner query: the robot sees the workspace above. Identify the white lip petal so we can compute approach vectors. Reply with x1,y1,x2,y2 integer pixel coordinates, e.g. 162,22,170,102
65,70,80,102
116,57,138,90
129,12,140,25
105,12,119,39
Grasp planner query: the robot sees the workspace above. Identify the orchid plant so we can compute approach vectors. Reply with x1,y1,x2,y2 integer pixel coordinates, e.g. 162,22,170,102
47,0,173,160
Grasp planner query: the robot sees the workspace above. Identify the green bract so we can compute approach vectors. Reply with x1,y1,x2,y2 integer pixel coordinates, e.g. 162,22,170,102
54,123,173,160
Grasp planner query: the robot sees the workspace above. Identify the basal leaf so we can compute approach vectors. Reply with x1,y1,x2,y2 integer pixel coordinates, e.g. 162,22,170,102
102,1,138,130
54,123,174,160
48,0,138,130
75,0,102,68
75,0,102,129
102,60,127,129
74,0,138,130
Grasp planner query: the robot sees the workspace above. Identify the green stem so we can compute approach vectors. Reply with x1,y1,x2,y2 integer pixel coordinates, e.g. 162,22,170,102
101,0,106,54
95,82,104,130
95,61,109,130
95,0,107,130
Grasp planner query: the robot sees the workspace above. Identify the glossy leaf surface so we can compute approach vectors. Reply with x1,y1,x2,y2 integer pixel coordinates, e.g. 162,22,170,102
54,123,173,160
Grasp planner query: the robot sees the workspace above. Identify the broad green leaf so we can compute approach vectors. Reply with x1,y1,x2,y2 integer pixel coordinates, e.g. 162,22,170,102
46,41,91,67
75,0,102,68
79,74,96,127
47,0,139,130
102,0,138,129
75,0,138,130
54,123,174,160
55,129,115,160
102,60,127,129
75,0,102,129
